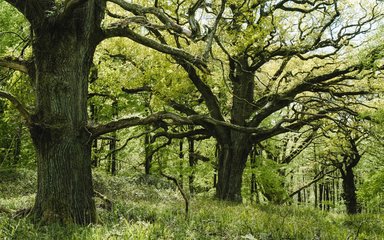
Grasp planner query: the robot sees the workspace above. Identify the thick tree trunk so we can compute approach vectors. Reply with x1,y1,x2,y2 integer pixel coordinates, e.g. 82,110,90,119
216,133,252,202
31,46,96,223
29,2,103,224
215,57,254,202
342,168,361,214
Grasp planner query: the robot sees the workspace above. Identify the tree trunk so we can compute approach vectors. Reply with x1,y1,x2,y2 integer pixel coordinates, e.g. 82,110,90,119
179,140,184,188
188,137,196,195
250,146,259,204
144,132,152,175
90,104,99,167
215,57,254,202
342,168,361,214
109,101,118,175
319,183,324,210
109,136,117,175
29,2,103,224
216,132,252,202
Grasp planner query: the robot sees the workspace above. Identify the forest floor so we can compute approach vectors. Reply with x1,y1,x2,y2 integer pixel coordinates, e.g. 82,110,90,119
0,168,383,240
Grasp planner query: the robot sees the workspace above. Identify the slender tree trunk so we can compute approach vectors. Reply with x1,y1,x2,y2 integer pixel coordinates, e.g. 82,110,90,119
90,104,99,167
144,132,152,175
179,139,184,188
314,182,318,209
302,175,307,203
109,136,117,175
109,101,118,175
13,124,22,164
325,183,330,211
342,168,361,214
216,132,252,202
250,146,258,203
29,1,103,224
213,143,219,188
188,137,196,195
319,183,324,210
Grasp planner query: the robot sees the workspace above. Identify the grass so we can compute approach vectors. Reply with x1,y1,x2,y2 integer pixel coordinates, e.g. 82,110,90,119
1,168,383,239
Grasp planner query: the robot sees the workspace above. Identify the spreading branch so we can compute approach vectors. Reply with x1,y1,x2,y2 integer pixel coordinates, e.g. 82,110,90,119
288,168,338,198
107,0,192,37
0,56,32,76
0,91,32,125
89,112,194,138
102,24,208,72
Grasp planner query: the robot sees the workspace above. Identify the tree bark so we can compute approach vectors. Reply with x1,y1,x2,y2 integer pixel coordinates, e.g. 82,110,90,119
28,1,104,224
215,58,254,202
342,168,361,214
216,132,252,202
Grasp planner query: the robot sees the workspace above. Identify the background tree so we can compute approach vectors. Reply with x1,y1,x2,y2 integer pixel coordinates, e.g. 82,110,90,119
109,0,384,201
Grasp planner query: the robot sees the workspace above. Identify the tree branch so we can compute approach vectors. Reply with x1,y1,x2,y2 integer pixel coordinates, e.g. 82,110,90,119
152,128,210,141
249,65,363,127
122,86,152,94
288,168,337,198
102,24,208,72
0,91,32,125
89,112,194,138
0,56,32,76
107,0,192,37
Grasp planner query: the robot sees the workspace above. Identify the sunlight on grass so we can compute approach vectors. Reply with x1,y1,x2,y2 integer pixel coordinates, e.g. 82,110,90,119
1,169,383,239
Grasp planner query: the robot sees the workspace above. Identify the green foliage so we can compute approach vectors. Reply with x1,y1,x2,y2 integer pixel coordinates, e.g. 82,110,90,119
357,168,384,212
243,157,288,204
0,1,28,55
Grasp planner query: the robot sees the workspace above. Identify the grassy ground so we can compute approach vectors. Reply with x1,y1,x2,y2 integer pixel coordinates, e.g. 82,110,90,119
0,168,383,239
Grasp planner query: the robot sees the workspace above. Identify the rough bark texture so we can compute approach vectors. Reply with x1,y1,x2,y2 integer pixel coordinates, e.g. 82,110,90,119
342,168,361,214
216,136,252,202
28,0,104,224
215,57,255,202
214,56,255,202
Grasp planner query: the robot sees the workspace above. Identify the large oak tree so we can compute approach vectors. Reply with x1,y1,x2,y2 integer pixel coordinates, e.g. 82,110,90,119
0,0,205,224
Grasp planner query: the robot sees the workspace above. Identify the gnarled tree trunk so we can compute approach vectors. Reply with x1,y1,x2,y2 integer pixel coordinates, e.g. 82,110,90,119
342,168,361,214
216,57,254,202
28,1,104,224
216,132,252,202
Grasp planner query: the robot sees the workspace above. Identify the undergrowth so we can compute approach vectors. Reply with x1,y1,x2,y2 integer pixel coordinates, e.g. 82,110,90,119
0,168,383,239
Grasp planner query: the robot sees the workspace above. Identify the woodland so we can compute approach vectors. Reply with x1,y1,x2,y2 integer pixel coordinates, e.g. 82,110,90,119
1,0,384,239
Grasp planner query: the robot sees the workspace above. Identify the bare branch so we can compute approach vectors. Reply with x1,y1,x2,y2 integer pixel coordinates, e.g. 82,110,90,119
89,112,194,138
289,168,338,198
153,128,210,141
0,91,32,125
122,86,152,94
102,24,208,72
0,56,31,75
108,0,192,37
